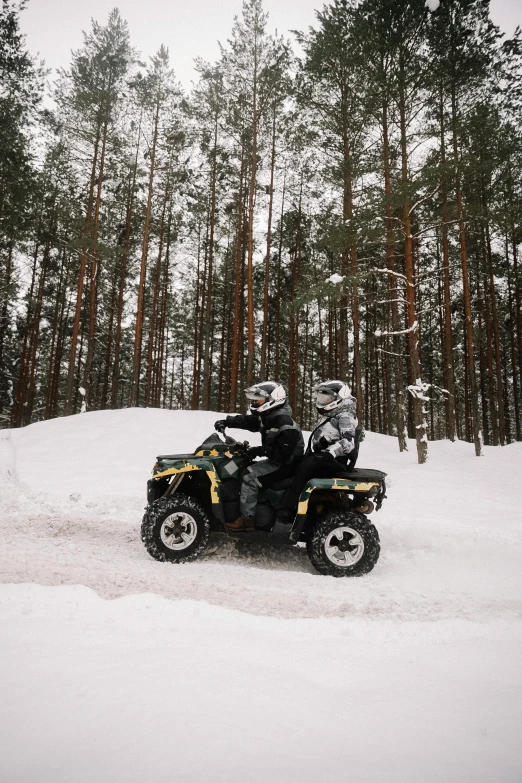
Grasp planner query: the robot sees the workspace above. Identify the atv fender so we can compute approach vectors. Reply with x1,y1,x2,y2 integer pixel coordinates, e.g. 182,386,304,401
290,477,382,543
152,459,224,522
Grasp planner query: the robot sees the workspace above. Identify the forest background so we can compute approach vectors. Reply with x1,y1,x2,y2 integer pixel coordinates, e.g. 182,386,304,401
1,0,522,463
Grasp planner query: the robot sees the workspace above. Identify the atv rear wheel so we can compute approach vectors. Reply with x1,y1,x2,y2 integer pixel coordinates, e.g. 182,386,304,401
141,494,210,563
307,511,380,577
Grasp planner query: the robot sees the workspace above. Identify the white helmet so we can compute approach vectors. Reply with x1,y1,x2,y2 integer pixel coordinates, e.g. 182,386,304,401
245,381,287,414
313,380,351,415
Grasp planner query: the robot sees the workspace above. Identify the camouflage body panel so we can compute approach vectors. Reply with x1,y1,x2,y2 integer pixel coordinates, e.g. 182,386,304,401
296,477,382,517
152,458,221,506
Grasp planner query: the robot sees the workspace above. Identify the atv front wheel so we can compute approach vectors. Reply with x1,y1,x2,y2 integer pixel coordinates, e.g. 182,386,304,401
307,511,380,577
141,494,210,563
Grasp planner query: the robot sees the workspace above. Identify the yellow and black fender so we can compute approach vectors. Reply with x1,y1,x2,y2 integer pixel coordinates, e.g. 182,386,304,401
289,471,387,543
148,457,225,523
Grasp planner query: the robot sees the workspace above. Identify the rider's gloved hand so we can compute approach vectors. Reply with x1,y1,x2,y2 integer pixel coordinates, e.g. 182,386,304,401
313,436,329,452
214,420,227,433
247,446,264,459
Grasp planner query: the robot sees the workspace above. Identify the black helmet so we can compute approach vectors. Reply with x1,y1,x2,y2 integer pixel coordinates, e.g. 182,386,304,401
313,380,351,416
245,381,287,414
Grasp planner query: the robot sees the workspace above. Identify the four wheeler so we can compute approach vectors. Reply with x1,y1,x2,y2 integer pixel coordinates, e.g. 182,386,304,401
141,430,387,577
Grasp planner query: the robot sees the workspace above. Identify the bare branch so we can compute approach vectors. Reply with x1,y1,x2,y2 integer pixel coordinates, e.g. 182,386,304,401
409,185,440,216
376,348,409,358
412,219,462,239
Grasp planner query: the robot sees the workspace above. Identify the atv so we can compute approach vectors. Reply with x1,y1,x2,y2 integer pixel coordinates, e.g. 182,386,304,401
141,429,387,577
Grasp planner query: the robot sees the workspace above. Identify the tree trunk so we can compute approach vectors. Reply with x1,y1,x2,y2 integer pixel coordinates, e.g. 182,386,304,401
260,105,277,379
12,239,39,426
202,113,219,409
131,94,160,407
507,239,521,440
485,224,505,444
24,233,53,424
274,173,285,381
145,176,169,406
451,86,481,455
340,98,363,418
288,183,303,412
399,57,427,464
45,252,70,420
155,207,172,407
246,80,258,386
230,150,246,409
111,117,141,408
439,84,456,441
64,125,101,415
382,96,407,451
482,267,498,445
511,229,522,408
83,105,110,409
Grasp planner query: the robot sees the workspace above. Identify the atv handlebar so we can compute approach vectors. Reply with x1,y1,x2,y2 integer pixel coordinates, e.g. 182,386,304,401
217,431,250,453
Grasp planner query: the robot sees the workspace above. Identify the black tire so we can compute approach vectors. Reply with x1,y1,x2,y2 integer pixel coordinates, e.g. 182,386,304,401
307,511,380,577
141,494,210,563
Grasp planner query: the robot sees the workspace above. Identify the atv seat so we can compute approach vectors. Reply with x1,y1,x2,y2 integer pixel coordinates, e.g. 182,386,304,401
270,476,294,491
269,427,364,492
269,471,356,494
340,468,387,482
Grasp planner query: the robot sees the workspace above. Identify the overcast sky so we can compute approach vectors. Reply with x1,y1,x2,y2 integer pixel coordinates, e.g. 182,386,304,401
21,0,521,89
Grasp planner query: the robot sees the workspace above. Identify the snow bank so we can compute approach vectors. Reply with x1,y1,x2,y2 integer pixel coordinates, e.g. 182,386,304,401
10,407,251,498
1,409,522,781
2,408,521,621
1,583,521,783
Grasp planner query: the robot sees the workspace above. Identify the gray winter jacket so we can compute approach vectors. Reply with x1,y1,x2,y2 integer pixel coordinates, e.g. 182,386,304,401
309,396,358,459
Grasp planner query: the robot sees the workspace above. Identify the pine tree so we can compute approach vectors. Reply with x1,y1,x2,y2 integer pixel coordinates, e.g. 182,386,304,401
0,0,42,419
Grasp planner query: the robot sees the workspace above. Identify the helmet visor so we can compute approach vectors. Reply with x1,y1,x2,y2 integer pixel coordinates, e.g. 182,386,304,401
316,391,336,407
246,390,267,408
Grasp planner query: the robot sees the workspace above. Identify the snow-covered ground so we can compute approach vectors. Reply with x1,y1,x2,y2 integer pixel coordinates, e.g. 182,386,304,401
1,409,522,782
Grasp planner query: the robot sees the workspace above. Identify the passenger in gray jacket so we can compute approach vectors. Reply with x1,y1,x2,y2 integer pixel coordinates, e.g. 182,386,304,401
274,380,357,526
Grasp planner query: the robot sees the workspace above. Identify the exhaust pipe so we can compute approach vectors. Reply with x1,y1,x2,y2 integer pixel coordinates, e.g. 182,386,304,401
354,500,375,514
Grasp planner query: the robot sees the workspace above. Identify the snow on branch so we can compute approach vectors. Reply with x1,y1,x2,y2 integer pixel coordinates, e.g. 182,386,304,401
408,379,449,402
376,348,409,357
374,268,410,286
373,297,408,306
409,185,440,216
408,379,431,402
375,321,418,338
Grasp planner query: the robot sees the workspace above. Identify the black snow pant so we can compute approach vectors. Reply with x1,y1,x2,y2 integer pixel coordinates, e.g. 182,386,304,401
279,453,344,514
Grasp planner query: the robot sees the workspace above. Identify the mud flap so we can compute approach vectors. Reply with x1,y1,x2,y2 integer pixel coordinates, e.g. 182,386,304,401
289,514,306,544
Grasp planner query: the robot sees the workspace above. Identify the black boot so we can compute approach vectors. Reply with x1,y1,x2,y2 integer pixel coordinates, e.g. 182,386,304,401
271,509,294,541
